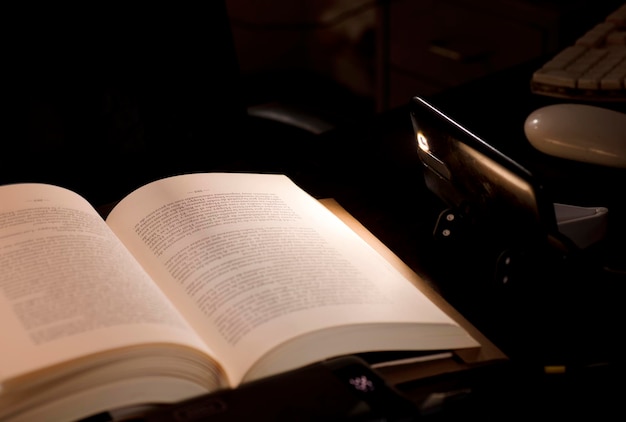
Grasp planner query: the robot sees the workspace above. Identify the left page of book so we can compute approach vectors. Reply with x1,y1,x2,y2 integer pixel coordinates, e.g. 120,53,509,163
0,183,224,395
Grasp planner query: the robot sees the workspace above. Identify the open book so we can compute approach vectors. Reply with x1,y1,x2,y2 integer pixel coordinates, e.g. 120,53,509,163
0,172,482,422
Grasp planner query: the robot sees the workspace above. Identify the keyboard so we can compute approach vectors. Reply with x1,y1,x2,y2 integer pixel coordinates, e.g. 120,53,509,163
530,3,626,102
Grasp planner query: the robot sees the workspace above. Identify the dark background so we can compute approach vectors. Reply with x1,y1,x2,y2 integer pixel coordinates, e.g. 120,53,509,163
14,1,624,207
11,1,626,418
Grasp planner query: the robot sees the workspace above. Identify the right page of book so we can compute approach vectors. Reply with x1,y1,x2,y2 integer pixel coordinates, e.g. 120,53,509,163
105,172,479,387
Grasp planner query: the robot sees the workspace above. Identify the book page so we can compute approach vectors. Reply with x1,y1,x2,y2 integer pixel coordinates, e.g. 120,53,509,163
106,173,478,386
0,184,215,388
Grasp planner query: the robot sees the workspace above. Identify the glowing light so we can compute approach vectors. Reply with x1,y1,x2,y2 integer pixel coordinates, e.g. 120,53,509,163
349,375,375,392
417,131,429,152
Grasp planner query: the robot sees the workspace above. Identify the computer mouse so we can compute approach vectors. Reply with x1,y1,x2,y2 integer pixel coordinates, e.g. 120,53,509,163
524,103,626,168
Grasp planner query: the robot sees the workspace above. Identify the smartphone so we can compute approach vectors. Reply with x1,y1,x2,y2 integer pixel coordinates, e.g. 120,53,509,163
410,96,560,247
408,96,584,299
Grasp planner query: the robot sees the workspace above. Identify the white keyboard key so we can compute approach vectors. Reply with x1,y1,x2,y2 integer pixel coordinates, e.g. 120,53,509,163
533,69,579,88
601,76,624,90
576,22,617,47
600,47,626,68
542,45,588,70
565,49,607,73
600,59,626,89
607,30,626,45
577,75,601,89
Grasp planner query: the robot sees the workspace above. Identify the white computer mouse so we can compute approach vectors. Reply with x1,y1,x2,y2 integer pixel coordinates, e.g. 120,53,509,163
524,103,626,168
